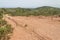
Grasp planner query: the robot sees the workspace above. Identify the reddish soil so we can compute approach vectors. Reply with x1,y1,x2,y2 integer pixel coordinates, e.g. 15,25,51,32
4,16,60,40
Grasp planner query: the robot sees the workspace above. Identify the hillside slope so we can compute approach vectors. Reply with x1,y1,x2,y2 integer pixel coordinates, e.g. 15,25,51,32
0,6,60,16
4,15,60,40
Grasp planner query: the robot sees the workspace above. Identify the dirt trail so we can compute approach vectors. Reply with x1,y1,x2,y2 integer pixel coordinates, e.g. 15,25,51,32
4,16,60,40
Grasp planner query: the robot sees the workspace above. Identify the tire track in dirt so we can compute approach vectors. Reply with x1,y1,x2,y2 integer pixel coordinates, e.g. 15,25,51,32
4,16,52,40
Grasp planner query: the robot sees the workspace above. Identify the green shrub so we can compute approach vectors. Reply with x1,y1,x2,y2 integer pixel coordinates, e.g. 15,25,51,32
0,20,7,26
0,25,13,40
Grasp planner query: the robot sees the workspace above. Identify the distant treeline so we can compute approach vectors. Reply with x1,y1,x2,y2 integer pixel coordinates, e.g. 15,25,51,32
0,6,60,16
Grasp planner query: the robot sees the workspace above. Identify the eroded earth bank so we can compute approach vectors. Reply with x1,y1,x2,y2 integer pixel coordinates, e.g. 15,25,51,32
4,15,60,40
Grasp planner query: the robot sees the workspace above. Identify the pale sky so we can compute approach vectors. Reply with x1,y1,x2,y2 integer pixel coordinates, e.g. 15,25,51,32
0,0,60,8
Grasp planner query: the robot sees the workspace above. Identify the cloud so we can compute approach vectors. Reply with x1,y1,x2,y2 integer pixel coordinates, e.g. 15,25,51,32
0,0,60,8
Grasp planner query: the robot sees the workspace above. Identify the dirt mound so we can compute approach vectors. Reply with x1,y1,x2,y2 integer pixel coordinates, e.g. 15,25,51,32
4,16,60,40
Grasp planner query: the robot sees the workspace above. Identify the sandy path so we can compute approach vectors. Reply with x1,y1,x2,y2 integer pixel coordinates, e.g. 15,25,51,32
4,16,60,40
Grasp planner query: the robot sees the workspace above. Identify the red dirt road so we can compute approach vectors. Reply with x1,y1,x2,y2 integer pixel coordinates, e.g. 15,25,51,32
4,16,60,40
